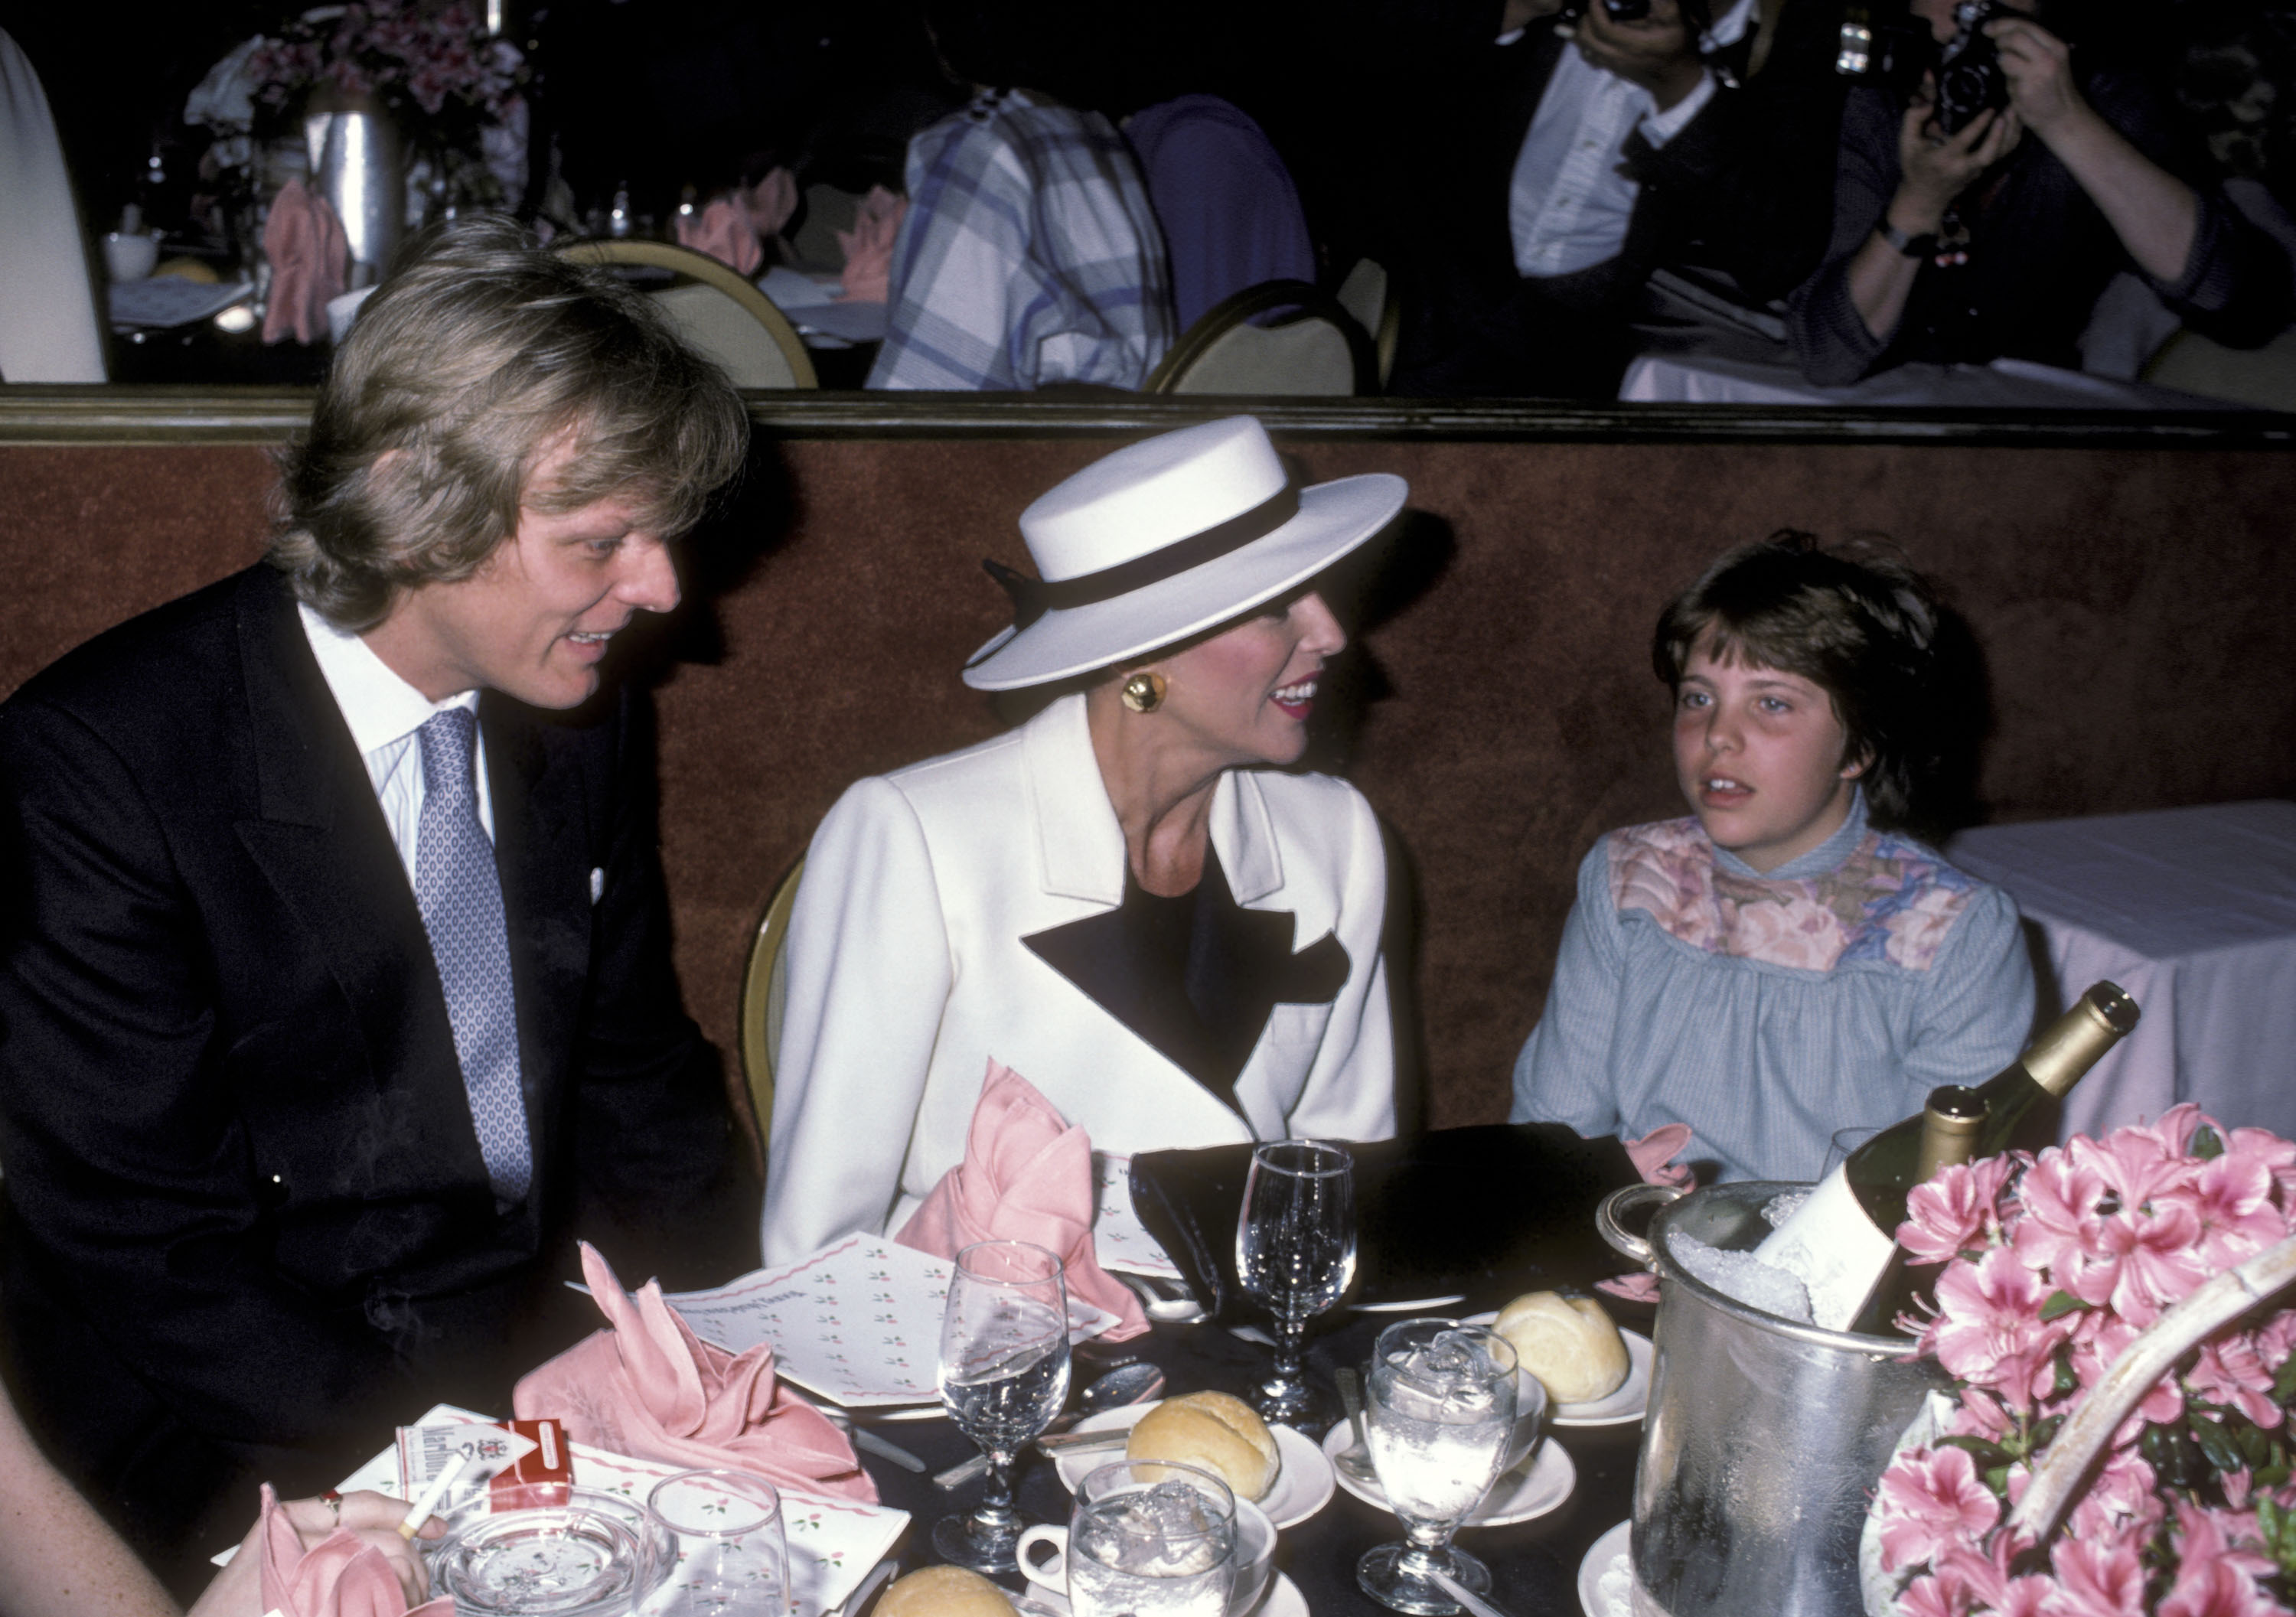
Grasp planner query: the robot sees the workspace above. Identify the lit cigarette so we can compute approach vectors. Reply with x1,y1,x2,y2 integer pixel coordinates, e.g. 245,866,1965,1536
398,1452,470,1540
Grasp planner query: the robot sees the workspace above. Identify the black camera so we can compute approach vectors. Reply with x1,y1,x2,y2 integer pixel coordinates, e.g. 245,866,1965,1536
1932,0,2010,134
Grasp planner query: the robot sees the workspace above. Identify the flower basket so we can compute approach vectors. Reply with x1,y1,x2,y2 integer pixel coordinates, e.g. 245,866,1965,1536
1861,1105,2296,1617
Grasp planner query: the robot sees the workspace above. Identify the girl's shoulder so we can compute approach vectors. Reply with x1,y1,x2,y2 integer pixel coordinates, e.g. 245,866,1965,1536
1601,818,1996,975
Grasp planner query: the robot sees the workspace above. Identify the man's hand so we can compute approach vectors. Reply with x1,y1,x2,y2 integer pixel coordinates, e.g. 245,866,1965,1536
1572,0,1709,110
1891,81,2021,230
1989,15,2089,138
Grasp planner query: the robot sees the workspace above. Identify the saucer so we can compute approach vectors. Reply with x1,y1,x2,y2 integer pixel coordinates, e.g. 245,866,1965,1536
1052,1403,1336,1528
1578,1518,1633,1617
1016,1570,1307,1617
1319,1423,1576,1528
1461,1312,1654,1428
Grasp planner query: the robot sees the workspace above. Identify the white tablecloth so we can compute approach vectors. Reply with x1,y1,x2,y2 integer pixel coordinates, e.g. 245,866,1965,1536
1948,801,2296,1143
1619,353,2234,410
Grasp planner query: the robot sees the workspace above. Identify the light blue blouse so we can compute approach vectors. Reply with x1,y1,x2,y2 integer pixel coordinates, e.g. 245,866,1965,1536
1508,793,2035,1183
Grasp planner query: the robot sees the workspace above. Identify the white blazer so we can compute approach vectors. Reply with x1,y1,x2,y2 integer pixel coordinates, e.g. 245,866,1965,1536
761,693,1396,1263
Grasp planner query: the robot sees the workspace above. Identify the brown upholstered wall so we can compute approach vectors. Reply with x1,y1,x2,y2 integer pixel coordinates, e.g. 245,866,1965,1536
7,431,2294,1130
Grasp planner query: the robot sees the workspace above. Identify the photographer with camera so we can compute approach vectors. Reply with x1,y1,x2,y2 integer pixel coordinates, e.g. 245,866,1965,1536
1786,0,2290,384
1385,0,1842,396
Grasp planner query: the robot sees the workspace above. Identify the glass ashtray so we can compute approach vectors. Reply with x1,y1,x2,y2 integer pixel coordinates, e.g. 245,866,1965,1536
428,1500,657,1615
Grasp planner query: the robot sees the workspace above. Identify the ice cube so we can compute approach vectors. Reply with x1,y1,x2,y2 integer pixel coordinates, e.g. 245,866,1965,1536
1668,1231,1815,1325
1763,1190,1811,1227
1078,1484,1231,1576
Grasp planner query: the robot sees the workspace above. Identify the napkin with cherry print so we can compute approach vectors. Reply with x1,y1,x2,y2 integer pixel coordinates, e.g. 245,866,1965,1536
256,1484,451,1617
895,1060,1149,1340
511,1241,877,1501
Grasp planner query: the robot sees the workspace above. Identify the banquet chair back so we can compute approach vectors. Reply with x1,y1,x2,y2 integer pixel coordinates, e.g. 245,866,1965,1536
1335,258,1399,390
1146,279,1374,396
557,238,817,389
739,857,806,1149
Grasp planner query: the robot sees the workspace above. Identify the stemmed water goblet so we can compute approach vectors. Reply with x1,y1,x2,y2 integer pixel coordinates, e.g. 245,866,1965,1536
1356,1319,1520,1615
933,1238,1072,1573
1234,1139,1356,1425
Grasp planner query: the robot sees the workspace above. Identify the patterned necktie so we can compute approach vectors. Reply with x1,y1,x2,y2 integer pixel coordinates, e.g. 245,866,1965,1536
414,707,533,1204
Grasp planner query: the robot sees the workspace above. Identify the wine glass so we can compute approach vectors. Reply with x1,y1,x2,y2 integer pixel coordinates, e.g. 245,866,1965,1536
1356,1319,1520,1615
1234,1139,1356,1425
933,1238,1072,1573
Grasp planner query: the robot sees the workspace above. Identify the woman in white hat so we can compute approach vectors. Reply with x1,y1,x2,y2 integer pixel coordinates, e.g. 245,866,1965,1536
760,417,1408,1263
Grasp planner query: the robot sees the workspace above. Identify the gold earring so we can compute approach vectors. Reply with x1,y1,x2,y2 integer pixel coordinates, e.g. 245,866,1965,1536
1120,671,1166,713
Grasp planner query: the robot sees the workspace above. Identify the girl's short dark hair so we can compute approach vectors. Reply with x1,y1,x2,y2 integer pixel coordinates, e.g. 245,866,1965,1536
1652,532,1943,831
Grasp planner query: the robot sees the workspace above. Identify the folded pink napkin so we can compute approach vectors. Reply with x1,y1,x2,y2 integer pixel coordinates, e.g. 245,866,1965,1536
1625,1123,1695,1190
1596,1125,1698,1303
262,179,348,346
512,1243,876,1501
674,197,763,275
894,1061,1148,1341
745,166,799,240
256,1485,451,1617
833,185,906,304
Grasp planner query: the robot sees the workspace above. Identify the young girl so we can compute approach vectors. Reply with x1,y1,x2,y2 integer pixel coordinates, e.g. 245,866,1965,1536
1510,533,2034,1182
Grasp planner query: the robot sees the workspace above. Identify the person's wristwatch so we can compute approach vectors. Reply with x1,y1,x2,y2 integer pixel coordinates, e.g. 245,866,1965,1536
1877,220,1939,259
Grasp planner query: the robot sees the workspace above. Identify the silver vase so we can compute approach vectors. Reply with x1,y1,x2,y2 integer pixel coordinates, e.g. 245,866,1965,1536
304,88,403,288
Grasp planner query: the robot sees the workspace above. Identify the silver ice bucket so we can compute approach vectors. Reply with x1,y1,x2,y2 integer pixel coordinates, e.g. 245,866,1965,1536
1599,1181,1949,1617
305,90,403,288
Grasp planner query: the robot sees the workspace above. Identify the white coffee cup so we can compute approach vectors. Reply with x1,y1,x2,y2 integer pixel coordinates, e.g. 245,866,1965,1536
103,231,159,281
1018,1495,1275,1615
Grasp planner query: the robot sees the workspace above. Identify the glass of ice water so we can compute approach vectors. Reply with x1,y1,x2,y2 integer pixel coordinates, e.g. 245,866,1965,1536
1356,1319,1520,1615
933,1239,1072,1573
1064,1459,1238,1617
1234,1139,1355,1424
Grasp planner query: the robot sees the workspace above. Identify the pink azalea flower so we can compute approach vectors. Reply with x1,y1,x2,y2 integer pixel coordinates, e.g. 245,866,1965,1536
1934,1247,2068,1405
2183,1132,2296,1268
1935,1526,2045,1614
1900,1572,1971,1617
1877,1446,2003,1572
2190,1339,2285,1429
2016,1149,2112,1277
2067,1449,2165,1544
2042,1536,2148,1617
2069,1198,2210,1327
1904,1156,2019,1264
2158,1501,2280,1617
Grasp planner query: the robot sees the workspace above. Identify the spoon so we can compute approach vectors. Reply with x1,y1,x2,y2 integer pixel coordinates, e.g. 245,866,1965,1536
1333,1365,1377,1483
933,1360,1168,1490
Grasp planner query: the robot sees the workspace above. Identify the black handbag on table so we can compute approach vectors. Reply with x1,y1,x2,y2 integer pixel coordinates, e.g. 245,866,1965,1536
1126,1123,1644,1323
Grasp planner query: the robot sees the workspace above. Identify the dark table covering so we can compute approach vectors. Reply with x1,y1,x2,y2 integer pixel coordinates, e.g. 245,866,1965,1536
850,1296,1655,1617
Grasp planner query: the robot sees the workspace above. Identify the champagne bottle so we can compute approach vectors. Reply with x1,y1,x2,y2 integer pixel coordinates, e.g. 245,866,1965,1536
1842,1086,1987,1336
1757,981,2141,1331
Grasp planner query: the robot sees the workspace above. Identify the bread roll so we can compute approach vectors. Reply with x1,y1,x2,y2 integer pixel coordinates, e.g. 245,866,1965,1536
876,1566,1016,1617
1494,1290,1629,1405
1125,1390,1280,1501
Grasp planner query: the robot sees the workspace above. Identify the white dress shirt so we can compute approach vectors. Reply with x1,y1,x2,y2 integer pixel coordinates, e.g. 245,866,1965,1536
1507,0,1756,279
298,601,491,880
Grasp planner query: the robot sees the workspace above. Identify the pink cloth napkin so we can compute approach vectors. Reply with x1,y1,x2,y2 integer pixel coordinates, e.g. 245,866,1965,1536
1625,1123,1694,1190
1597,1126,1698,1304
833,185,906,304
256,1485,451,1617
675,197,763,275
511,1243,876,1501
894,1061,1149,1341
262,179,347,346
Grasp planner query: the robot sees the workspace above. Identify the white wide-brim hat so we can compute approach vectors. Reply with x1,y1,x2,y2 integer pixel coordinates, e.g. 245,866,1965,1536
961,416,1408,691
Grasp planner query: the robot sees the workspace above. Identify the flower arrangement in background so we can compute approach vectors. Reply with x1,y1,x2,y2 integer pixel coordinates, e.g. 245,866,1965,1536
1869,1104,2296,1617
190,2,527,217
